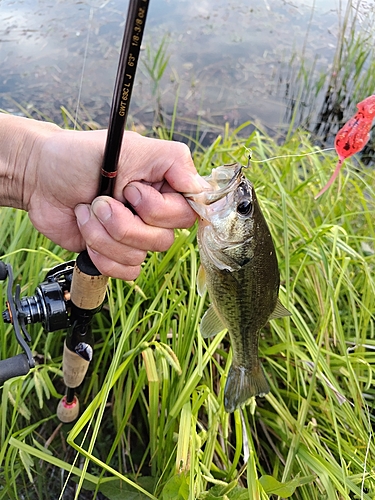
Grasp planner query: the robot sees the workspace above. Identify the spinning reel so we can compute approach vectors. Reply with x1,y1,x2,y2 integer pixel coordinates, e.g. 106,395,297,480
0,252,107,422
0,259,72,381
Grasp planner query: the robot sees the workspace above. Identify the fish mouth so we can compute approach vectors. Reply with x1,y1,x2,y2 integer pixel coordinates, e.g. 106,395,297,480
184,162,245,206
204,163,243,205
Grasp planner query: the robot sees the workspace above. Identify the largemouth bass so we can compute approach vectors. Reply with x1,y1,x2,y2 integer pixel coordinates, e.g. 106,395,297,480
185,163,290,412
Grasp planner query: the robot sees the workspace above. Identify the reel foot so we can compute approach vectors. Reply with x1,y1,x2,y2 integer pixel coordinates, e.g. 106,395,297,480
56,395,80,423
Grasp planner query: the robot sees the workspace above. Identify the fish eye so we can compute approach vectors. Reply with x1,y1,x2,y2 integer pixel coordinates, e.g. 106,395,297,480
237,200,253,216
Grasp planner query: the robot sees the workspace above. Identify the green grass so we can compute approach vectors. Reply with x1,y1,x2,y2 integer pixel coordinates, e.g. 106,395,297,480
0,124,374,499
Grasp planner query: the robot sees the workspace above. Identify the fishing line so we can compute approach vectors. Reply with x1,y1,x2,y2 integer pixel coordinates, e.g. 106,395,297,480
246,147,335,163
73,7,94,131
58,7,97,500
58,422,93,500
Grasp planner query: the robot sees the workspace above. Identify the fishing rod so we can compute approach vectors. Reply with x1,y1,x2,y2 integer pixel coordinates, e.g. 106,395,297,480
0,0,150,423
57,0,150,423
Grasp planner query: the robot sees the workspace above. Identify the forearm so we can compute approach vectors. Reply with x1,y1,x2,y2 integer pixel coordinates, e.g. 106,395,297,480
0,113,60,210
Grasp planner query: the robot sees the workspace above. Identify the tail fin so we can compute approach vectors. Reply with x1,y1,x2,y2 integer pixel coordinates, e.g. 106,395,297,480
224,363,270,413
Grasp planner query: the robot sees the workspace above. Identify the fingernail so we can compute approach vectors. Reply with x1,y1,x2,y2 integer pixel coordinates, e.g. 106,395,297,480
74,204,90,225
92,198,112,223
124,184,141,208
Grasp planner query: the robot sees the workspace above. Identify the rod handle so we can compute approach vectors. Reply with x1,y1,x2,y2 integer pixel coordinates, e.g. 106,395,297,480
62,251,108,386
62,341,90,388
57,251,108,423
70,251,108,310
56,394,80,423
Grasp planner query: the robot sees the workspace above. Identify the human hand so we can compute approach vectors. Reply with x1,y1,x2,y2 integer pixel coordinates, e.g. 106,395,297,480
0,115,205,280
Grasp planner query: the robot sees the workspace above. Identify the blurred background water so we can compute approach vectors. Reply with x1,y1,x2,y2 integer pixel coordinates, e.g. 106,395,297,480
0,0,374,154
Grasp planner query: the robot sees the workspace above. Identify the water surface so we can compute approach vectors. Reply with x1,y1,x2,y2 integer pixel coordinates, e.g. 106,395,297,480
0,0,353,139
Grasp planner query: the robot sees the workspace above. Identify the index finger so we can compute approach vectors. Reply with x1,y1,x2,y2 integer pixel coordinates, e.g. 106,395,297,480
115,133,207,198
124,181,197,228
158,141,205,193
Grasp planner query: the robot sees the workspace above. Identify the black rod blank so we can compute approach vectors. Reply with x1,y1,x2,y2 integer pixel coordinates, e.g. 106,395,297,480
99,0,150,196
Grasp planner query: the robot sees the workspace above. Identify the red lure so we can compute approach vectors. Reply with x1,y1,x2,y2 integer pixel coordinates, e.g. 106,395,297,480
315,94,375,198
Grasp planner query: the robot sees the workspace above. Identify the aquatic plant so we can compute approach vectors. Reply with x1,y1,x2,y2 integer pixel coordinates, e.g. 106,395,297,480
314,1,375,143
281,0,375,156
141,35,171,128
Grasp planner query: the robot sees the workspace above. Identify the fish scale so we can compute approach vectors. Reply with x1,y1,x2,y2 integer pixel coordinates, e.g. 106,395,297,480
201,206,279,401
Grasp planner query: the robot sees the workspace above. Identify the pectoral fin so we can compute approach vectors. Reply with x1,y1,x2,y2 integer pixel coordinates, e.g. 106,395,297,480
199,305,225,338
196,265,207,296
269,298,292,320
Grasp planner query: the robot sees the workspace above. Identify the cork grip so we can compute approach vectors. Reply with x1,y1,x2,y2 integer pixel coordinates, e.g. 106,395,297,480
70,256,108,310
62,342,90,388
61,251,108,389
56,394,80,423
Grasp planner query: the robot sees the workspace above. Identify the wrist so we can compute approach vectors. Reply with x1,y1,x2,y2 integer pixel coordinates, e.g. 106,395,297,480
0,113,61,210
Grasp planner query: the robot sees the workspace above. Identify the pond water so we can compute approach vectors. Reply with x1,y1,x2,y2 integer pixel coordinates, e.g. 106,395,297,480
0,0,369,144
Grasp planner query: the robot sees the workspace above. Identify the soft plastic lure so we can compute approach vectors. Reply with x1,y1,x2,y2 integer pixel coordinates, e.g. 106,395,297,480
315,94,375,198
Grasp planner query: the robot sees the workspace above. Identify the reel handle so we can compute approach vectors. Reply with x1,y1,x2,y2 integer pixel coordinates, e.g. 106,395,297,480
0,353,31,384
